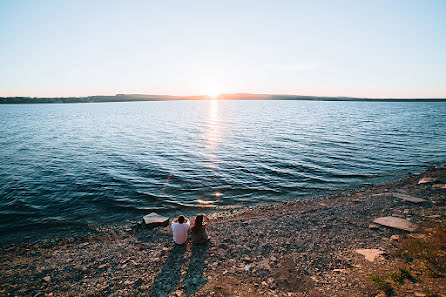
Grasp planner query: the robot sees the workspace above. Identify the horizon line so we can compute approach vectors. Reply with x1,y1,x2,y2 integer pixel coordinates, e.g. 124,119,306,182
1,93,446,100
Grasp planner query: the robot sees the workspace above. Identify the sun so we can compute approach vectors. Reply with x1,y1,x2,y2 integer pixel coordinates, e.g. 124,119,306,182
202,86,223,99
207,90,221,98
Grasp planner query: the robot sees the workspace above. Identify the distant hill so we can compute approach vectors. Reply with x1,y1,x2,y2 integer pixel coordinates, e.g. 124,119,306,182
1,93,445,104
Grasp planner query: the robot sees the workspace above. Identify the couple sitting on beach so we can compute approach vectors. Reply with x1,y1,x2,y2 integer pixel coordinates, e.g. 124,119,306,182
171,214,210,245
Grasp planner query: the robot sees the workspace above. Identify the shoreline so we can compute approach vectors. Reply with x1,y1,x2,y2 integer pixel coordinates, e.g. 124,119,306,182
1,166,445,296
0,162,430,249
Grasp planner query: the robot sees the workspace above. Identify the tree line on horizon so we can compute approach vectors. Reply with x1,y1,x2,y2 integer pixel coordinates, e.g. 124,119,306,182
1,94,445,104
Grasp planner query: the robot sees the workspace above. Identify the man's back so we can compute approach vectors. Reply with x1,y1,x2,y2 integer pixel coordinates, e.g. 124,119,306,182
172,220,190,244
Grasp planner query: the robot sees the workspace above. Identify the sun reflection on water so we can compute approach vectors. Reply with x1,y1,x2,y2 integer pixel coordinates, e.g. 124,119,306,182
205,99,221,152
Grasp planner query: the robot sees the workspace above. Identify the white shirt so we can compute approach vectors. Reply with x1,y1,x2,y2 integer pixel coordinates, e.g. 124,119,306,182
171,221,190,244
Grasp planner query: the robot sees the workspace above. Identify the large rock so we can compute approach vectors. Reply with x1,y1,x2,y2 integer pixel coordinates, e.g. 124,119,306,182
393,193,427,203
142,212,169,229
373,216,417,232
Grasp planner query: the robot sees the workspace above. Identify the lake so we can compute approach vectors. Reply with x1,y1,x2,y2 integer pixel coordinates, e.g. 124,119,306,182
1,100,445,244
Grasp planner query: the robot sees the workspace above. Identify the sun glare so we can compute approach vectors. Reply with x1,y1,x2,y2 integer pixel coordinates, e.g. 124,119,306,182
207,90,221,98
202,85,223,99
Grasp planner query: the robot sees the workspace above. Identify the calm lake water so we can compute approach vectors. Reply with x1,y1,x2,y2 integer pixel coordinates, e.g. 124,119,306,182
1,100,445,243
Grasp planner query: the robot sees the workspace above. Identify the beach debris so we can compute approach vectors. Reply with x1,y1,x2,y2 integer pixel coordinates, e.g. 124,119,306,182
373,216,417,232
355,249,384,262
418,177,439,184
43,276,51,283
432,184,446,189
393,193,427,203
141,212,169,229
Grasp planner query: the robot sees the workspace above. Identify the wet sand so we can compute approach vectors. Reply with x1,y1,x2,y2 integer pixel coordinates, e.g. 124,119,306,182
1,166,445,296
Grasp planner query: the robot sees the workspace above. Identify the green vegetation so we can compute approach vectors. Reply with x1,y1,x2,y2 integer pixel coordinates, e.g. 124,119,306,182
369,274,393,296
369,268,413,296
392,224,446,277
388,267,413,284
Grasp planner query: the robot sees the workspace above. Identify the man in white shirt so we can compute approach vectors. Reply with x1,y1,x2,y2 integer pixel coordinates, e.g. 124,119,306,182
171,215,190,245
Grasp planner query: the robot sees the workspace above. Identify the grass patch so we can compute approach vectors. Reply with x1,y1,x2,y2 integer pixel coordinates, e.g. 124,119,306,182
392,224,446,277
369,274,393,296
388,267,413,284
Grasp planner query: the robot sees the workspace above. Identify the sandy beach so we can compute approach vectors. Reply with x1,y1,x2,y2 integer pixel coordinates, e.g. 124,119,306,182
1,166,445,296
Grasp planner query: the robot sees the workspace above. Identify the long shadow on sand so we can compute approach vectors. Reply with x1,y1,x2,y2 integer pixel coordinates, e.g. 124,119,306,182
183,242,209,296
150,244,187,297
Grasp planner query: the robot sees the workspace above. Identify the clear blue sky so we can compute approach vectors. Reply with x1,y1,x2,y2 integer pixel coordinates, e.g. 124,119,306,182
1,0,445,98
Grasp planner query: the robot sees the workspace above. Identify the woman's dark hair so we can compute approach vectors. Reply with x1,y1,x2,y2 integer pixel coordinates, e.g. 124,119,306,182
191,214,204,233
178,215,185,224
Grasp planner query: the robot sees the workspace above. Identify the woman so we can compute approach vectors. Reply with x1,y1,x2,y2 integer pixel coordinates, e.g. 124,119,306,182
191,214,210,243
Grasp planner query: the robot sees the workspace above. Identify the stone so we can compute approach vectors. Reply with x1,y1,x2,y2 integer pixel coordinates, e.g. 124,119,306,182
432,184,446,189
418,177,438,184
355,249,384,262
393,193,427,203
390,235,400,241
142,212,169,229
43,276,51,283
373,216,417,232
408,233,427,240
368,223,380,229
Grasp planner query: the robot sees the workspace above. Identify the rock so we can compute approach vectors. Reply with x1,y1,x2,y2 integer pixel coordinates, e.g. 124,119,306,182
355,249,384,262
418,177,438,184
393,193,426,203
373,216,417,232
368,223,380,229
142,213,169,229
43,276,51,283
432,184,446,189
408,233,427,240
390,235,400,241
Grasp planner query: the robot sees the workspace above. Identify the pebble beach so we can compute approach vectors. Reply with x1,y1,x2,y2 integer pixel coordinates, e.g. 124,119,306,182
1,166,445,296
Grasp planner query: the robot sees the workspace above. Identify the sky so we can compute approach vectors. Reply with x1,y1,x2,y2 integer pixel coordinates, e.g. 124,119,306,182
0,0,445,98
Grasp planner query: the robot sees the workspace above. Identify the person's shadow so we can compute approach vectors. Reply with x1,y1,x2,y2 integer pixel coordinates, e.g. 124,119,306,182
150,244,187,297
183,242,209,296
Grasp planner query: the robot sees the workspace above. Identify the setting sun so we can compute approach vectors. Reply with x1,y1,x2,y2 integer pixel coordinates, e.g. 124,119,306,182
206,89,221,98
202,85,223,98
